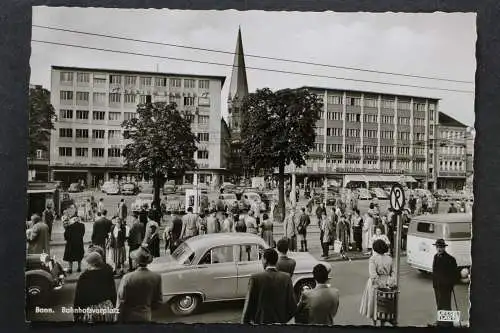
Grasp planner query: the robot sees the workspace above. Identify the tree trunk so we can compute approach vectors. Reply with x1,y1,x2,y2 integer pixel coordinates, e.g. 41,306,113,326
278,161,286,223
153,171,162,212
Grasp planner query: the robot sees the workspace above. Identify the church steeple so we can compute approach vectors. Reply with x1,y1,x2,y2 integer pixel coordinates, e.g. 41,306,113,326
228,26,248,103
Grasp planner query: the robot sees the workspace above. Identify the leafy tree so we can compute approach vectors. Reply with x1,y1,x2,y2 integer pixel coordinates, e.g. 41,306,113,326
240,88,322,221
122,101,198,210
29,86,55,158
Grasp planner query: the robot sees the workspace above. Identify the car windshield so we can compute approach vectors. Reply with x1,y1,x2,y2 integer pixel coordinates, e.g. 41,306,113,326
223,194,237,199
138,194,153,200
123,184,134,188
171,242,195,265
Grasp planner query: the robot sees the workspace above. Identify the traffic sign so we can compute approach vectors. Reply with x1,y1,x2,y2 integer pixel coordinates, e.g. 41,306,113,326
389,184,406,213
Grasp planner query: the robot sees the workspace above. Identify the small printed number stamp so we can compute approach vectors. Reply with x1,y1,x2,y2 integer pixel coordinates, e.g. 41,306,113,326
437,310,460,322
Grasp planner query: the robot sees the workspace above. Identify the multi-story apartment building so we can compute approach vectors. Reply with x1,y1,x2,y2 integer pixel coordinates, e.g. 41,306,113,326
436,112,468,190
283,87,440,190
50,66,227,187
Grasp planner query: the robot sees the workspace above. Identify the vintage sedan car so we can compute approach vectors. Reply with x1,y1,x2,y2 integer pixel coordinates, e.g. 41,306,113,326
219,193,238,209
25,253,65,308
132,193,154,211
148,233,331,316
121,182,137,195
242,192,266,212
357,188,373,200
106,183,120,195
372,187,389,200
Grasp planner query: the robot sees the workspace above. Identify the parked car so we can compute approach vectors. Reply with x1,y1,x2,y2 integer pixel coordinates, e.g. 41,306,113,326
106,183,120,195
219,193,238,209
139,182,154,194
260,192,275,211
132,193,154,211
163,184,177,195
25,253,65,308
357,188,373,200
242,192,266,212
148,233,331,316
177,184,194,195
372,187,389,200
100,181,113,194
221,182,237,193
67,183,82,193
120,182,137,195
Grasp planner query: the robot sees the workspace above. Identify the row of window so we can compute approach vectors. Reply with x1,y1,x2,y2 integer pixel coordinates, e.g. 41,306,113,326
439,161,465,171
440,146,466,155
440,130,465,140
59,109,210,125
59,147,210,159
318,112,430,125
60,91,201,107
59,127,210,142
323,94,436,112
60,72,211,89
312,144,424,155
304,159,426,171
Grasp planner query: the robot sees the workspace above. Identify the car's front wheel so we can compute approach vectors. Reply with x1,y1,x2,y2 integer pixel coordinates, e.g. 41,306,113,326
294,279,316,300
170,294,201,316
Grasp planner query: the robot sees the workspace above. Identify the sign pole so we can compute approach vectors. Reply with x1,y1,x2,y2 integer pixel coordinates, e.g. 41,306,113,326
389,184,406,326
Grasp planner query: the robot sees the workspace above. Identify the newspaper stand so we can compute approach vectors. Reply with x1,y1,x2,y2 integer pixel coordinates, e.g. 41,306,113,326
376,287,399,325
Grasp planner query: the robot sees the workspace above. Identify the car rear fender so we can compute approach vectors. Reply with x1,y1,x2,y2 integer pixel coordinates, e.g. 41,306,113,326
26,269,53,284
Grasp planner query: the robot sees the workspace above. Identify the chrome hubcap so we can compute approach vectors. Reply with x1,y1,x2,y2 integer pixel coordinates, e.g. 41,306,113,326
178,296,195,310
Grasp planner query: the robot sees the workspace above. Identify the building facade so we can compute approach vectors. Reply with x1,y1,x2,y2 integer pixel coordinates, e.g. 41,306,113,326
436,112,469,190
50,66,227,188
284,87,440,190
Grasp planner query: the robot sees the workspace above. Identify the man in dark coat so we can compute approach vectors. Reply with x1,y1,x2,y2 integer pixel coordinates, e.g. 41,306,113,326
276,238,296,277
63,216,86,273
242,248,297,324
42,203,55,240
91,210,112,261
295,264,340,325
167,211,183,254
128,212,145,271
298,207,311,252
432,238,459,325
117,246,162,322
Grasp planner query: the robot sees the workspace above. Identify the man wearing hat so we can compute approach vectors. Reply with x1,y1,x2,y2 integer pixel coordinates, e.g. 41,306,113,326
432,238,459,324
117,246,162,322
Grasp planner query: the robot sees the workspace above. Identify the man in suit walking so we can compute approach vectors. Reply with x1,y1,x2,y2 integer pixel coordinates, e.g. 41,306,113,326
295,264,339,325
276,238,296,277
117,246,162,322
432,238,459,326
91,209,112,261
242,248,297,324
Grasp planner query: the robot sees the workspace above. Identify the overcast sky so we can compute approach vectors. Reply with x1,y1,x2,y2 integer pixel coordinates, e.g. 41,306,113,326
31,8,476,126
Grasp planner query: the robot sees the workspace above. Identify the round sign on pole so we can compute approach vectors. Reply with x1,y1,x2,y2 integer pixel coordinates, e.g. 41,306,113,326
390,184,406,213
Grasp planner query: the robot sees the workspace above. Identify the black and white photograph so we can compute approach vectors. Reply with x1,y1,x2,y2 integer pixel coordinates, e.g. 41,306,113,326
26,7,474,327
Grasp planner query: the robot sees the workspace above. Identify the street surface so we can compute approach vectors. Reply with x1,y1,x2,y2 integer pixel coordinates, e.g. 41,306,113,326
27,259,470,326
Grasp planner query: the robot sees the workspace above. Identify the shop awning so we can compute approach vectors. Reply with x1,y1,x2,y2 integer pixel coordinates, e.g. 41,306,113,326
344,175,368,185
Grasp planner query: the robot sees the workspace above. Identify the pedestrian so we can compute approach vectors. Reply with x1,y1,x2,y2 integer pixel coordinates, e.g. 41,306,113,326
235,214,247,232
143,217,159,245
448,203,458,213
148,203,162,225
117,246,162,322
118,198,128,221
422,195,429,213
41,203,55,241
206,210,221,234
336,214,350,253
63,216,85,274
386,209,396,256
73,251,117,323
298,207,311,252
315,203,325,226
295,264,340,325
241,248,297,324
319,212,334,258
359,239,396,326
89,196,98,222
97,198,105,215
26,214,51,255
109,217,128,276
91,209,113,261
139,204,149,227
245,210,258,235
371,227,390,248
284,207,298,252
351,209,363,252
165,211,183,254
87,245,114,273
145,224,160,258
276,238,296,277
221,212,234,233
260,213,274,246
432,239,460,326
128,212,145,270
362,212,375,254
180,206,201,240
198,210,207,235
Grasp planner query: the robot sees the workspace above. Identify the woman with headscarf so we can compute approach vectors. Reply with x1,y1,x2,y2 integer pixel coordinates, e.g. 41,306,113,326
73,251,117,323
359,239,396,326
63,216,85,273
109,217,128,276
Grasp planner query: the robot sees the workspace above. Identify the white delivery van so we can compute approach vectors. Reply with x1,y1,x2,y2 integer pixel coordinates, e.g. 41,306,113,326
407,213,471,277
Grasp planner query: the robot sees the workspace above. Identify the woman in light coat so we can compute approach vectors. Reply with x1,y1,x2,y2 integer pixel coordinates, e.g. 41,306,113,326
362,213,374,253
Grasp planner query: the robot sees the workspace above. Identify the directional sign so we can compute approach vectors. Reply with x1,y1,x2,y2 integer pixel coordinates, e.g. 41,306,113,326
390,184,406,213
